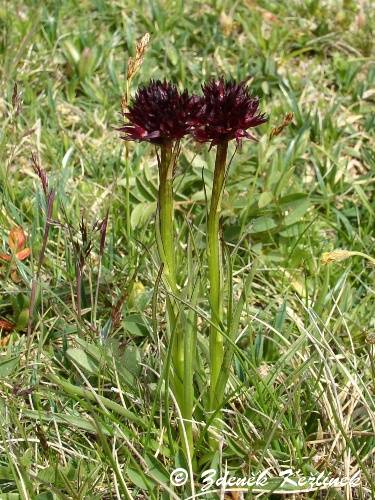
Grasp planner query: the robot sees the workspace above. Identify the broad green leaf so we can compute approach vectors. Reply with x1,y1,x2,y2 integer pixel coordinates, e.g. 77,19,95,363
0,356,19,377
131,202,157,229
278,192,308,208
123,314,149,337
279,223,304,237
122,345,141,377
0,466,14,481
144,455,169,484
75,338,108,363
258,191,273,208
65,348,99,375
127,467,153,490
166,45,178,66
249,216,278,233
135,175,157,202
283,199,309,226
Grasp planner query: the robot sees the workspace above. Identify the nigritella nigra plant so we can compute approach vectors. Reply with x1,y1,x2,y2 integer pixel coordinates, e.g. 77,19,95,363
193,78,267,415
119,79,199,456
118,75,267,458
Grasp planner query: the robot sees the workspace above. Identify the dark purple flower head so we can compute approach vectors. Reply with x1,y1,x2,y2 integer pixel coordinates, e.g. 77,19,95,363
193,78,267,145
118,80,199,145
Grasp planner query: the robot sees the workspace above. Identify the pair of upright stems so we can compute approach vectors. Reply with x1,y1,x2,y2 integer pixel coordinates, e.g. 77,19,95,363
157,140,230,455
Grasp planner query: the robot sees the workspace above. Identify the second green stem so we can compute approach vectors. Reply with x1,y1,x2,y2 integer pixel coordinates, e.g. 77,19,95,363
207,141,228,411
158,142,194,456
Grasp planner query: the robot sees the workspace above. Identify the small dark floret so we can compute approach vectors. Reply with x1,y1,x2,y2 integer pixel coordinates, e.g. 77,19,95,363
193,78,267,145
118,80,199,145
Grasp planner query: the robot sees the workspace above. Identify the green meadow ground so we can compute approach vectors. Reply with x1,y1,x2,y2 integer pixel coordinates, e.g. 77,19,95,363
0,0,374,498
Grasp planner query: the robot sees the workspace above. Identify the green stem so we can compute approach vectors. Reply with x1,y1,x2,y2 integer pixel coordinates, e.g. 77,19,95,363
158,143,183,386
125,147,131,244
207,141,228,411
183,236,198,460
158,143,176,290
158,142,192,455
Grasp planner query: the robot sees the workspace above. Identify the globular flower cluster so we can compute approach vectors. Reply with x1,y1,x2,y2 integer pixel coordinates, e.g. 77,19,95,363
118,80,199,145
119,77,267,147
193,78,267,145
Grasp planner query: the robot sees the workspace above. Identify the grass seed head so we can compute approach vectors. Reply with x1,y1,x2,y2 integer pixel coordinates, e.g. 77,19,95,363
127,33,150,81
321,249,353,264
270,112,294,138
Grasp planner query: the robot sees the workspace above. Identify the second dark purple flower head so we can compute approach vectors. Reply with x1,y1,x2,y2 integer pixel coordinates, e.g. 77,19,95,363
119,78,267,147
